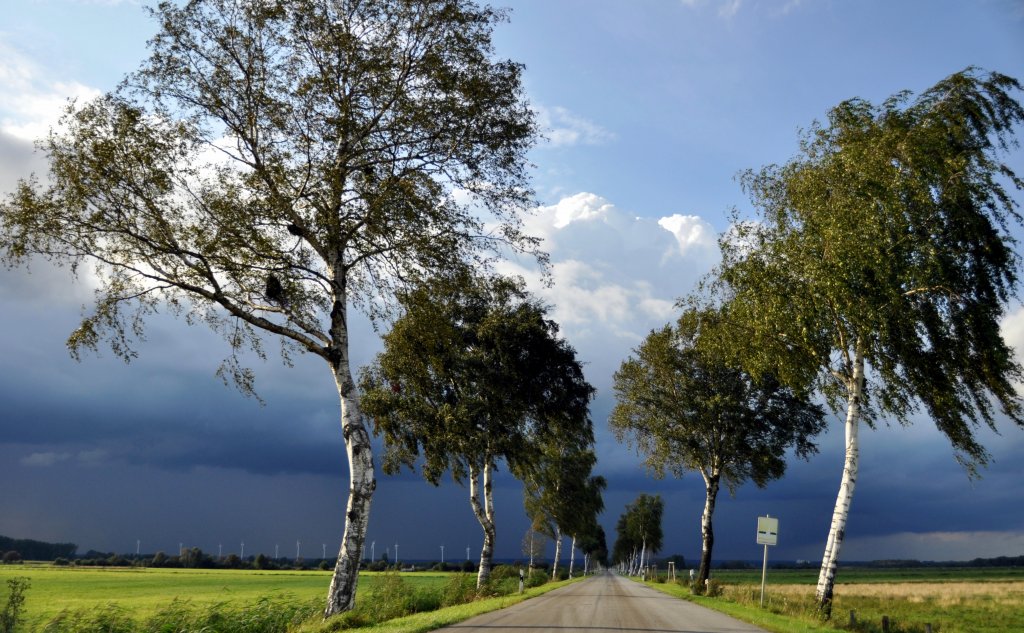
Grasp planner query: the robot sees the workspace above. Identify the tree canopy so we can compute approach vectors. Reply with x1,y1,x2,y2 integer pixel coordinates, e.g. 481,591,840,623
0,0,539,616
713,67,1024,615
611,493,663,574
611,307,826,583
359,270,594,586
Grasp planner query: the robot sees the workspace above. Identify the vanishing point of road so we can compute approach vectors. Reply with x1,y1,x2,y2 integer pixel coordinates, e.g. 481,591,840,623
436,571,767,633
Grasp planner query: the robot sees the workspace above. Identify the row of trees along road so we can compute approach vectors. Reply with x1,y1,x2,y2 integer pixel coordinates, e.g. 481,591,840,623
359,270,598,588
611,493,664,576
0,0,542,618
610,309,827,586
718,68,1024,616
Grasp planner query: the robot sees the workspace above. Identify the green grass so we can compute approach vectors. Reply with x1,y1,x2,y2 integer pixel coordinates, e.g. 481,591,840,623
0,564,448,631
638,567,1024,633
298,577,581,633
708,566,1024,585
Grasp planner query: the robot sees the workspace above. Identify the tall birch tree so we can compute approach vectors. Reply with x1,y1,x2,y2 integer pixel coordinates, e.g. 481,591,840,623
359,271,594,588
715,68,1024,616
610,308,826,586
0,0,538,616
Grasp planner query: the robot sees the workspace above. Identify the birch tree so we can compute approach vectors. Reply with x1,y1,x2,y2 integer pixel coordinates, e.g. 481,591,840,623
610,308,826,586
0,0,538,616
523,445,605,579
715,68,1024,616
611,493,663,575
359,271,594,588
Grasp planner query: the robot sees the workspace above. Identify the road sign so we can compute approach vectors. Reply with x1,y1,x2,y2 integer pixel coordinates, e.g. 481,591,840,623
756,516,778,546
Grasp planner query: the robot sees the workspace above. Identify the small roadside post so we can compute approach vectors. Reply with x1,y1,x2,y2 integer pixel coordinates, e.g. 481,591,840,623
756,515,778,608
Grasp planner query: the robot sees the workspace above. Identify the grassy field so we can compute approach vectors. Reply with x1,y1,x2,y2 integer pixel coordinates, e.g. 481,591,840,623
643,567,1024,633
0,564,449,631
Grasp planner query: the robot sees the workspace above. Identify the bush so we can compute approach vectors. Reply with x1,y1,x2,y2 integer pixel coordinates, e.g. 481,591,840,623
526,569,548,588
1,577,30,633
689,578,724,597
53,558,70,567
1,553,21,565
441,573,478,607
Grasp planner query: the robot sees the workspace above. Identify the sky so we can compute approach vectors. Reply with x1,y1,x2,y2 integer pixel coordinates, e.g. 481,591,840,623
2,0,1024,568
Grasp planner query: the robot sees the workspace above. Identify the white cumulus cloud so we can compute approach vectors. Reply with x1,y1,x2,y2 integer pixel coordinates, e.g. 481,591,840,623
503,192,719,379
0,41,102,141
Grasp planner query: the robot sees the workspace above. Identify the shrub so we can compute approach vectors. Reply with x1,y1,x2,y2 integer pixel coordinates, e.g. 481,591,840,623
364,571,412,622
441,573,478,607
526,569,548,588
1,577,30,633
690,578,724,597
53,558,70,567
1,553,21,565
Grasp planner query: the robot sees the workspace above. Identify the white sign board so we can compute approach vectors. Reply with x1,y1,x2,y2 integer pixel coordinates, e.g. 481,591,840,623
756,516,779,546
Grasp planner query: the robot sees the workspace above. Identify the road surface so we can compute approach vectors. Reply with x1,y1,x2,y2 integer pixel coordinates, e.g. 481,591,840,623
436,572,768,633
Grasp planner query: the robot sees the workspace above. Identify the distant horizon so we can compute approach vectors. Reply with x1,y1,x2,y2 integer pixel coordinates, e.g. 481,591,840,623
5,531,1022,569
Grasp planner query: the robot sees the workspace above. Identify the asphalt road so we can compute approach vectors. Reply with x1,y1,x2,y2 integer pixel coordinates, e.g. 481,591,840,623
436,572,768,633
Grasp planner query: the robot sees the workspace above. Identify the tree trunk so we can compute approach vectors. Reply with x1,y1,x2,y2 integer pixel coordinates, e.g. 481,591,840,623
816,345,865,618
528,531,535,574
323,321,376,617
551,526,562,579
697,473,720,585
469,461,497,588
568,535,576,578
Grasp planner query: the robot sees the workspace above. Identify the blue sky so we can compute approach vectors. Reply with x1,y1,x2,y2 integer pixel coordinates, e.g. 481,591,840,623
2,0,1024,566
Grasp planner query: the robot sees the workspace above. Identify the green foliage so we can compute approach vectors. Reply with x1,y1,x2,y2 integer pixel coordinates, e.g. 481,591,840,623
40,595,320,633
717,67,1024,471
440,573,478,607
575,525,609,568
611,309,826,488
1,577,30,633
0,537,76,562
612,493,664,565
525,569,549,588
41,604,135,633
361,271,593,485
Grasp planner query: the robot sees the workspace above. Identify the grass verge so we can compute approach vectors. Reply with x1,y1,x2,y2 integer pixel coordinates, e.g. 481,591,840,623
640,580,846,633
296,577,582,633
636,574,1024,633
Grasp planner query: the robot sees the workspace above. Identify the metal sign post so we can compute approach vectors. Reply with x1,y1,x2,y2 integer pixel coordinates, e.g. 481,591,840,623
756,515,779,608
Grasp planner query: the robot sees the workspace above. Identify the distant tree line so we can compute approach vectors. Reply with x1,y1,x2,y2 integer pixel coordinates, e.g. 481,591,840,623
0,535,76,561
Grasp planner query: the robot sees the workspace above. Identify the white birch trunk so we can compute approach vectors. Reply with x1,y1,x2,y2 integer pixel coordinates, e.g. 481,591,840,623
469,461,496,588
568,535,576,578
697,472,720,585
528,531,535,573
324,296,376,617
551,526,562,579
815,344,865,616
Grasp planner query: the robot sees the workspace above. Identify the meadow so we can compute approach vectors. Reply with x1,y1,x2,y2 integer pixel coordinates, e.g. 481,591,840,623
645,567,1024,633
0,564,450,631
